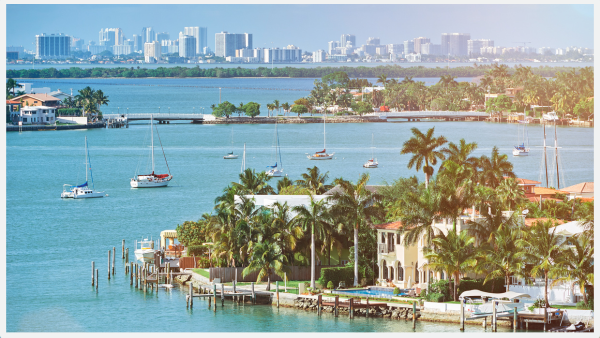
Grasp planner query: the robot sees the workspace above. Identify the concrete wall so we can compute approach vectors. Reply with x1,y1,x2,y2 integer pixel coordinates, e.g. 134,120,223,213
57,116,87,124
509,284,578,303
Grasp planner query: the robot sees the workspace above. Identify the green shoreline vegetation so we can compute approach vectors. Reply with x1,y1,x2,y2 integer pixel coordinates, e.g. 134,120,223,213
177,126,594,308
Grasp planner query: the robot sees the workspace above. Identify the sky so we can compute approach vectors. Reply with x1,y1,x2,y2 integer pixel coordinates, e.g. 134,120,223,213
5,4,595,52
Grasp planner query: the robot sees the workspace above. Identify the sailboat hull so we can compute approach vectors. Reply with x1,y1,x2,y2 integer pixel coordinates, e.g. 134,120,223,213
266,169,284,177
307,153,334,160
512,149,529,156
130,175,172,188
223,155,239,159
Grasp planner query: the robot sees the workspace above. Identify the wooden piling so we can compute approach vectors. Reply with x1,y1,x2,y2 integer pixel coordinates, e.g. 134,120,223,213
413,301,417,329
349,298,354,319
233,280,236,294
483,316,487,329
92,261,95,286
543,307,547,332
276,281,279,308
251,282,255,304
112,247,115,275
334,296,339,317
366,297,369,317
318,294,322,316
95,269,98,291
108,250,111,280
213,285,217,312
122,240,125,259
209,295,211,309
514,306,518,332
143,268,147,292
221,284,225,306
130,262,133,285
492,301,497,332
460,299,465,331
189,282,193,308
135,264,138,288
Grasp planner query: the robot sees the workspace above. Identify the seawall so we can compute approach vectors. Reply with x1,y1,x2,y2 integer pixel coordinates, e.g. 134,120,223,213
7,122,106,132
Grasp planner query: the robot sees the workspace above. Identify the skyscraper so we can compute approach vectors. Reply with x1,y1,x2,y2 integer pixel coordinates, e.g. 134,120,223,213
413,37,430,54
144,41,161,62
467,39,494,56
328,41,339,55
141,27,156,45
366,37,380,45
133,34,142,52
341,34,356,48
156,32,170,42
403,40,414,54
215,32,252,57
179,32,196,58
99,28,123,46
184,27,207,54
441,33,471,56
35,33,71,59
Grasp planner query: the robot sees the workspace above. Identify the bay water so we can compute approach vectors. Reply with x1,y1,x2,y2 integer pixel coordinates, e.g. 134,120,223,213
5,78,592,332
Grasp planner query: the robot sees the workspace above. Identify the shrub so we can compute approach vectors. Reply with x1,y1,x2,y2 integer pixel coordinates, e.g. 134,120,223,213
420,289,428,298
457,277,505,295
327,281,334,289
576,299,594,310
393,287,400,296
57,108,82,116
187,245,210,256
317,266,362,289
429,279,452,301
427,292,445,303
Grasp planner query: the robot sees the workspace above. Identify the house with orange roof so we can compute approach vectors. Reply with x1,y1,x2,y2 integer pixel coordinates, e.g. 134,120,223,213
560,182,594,200
6,99,21,123
11,93,61,107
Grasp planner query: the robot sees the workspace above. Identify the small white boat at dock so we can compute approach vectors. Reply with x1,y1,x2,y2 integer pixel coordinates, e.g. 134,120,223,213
134,238,156,263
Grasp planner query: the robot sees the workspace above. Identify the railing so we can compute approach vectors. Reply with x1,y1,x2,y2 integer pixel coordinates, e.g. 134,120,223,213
378,243,388,254
103,113,211,120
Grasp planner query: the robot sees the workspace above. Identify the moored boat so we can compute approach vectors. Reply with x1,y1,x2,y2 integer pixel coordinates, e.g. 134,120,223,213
61,136,105,199
134,238,156,263
130,115,173,188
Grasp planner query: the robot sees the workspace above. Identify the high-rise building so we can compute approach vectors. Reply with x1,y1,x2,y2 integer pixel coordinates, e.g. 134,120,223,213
421,43,441,55
403,40,414,55
112,44,131,56
441,33,470,56
313,49,326,63
328,41,339,55
178,32,196,58
71,37,85,51
341,34,356,48
366,37,380,45
467,39,494,56
184,27,207,54
413,37,430,54
156,32,170,42
133,34,142,52
99,28,123,46
214,32,252,57
283,45,302,62
387,44,404,55
144,41,161,62
7,46,25,58
35,33,71,59
141,27,156,46
537,47,554,55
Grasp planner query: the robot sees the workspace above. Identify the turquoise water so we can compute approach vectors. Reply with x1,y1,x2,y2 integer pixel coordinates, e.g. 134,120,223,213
5,78,592,332
336,288,409,297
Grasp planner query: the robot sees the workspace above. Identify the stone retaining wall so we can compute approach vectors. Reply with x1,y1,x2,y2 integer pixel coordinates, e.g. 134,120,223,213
292,297,421,321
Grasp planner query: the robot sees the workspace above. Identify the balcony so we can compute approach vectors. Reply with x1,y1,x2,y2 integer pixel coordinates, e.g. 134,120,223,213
378,243,395,254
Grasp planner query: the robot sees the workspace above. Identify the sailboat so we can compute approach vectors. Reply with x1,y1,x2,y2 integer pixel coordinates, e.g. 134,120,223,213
307,111,334,160
267,119,283,177
513,113,530,156
363,133,378,168
130,115,173,188
224,126,239,159
61,136,105,199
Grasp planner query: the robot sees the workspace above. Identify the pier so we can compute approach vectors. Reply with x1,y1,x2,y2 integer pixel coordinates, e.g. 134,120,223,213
103,113,213,124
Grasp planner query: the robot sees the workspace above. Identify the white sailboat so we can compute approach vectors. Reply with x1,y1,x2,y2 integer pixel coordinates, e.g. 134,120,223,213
307,112,334,160
224,126,239,159
130,115,173,188
363,133,379,168
267,119,284,177
61,136,105,199
513,113,530,156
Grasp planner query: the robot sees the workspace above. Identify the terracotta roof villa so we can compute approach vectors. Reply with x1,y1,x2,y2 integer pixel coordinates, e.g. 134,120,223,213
11,93,61,107
560,182,594,200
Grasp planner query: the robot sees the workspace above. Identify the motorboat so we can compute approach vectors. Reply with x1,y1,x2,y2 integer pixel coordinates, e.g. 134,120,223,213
130,115,173,188
61,136,105,199
460,290,530,319
267,119,284,176
134,237,156,263
307,112,334,160
543,111,559,122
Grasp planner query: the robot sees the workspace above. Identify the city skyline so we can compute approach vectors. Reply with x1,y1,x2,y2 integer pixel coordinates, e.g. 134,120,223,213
6,4,594,53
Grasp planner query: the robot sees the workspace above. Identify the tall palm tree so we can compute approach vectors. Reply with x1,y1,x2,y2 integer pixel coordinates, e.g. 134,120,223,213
552,234,594,306
266,103,274,118
233,168,274,195
329,173,384,286
516,220,568,310
478,146,516,188
281,102,290,116
477,225,525,292
441,139,479,173
272,99,281,116
423,228,478,301
376,74,389,87
295,166,332,195
396,181,443,246
496,177,526,211
269,202,303,267
293,197,330,289
436,160,475,228
400,127,448,189
276,176,293,194
242,241,289,291
6,78,21,96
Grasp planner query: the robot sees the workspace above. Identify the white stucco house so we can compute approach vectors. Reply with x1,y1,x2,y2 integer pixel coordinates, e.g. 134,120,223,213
19,106,56,125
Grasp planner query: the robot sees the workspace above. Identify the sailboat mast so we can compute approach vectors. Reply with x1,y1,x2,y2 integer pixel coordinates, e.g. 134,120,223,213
323,111,326,150
555,123,559,189
85,136,88,183
371,133,374,159
151,115,154,173
241,143,246,173
543,124,549,188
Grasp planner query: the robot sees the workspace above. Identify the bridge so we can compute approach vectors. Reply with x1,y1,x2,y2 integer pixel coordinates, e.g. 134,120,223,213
371,111,489,121
103,113,215,123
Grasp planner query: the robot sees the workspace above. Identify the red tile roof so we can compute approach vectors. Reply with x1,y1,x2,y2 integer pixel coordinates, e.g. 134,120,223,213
561,182,594,194
372,221,403,230
515,178,542,185
12,93,60,102
524,218,565,227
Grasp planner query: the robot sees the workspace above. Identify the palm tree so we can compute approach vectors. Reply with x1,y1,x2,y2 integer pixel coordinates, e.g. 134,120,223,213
266,103,274,118
293,196,330,289
237,102,245,117
242,241,289,291
281,102,290,116
478,146,516,188
395,181,442,246
269,202,303,267
233,168,274,195
477,225,525,292
423,228,477,301
295,166,332,195
6,78,21,96
496,177,526,211
329,173,384,286
441,139,479,172
272,99,281,116
436,160,475,228
376,74,389,87
516,220,568,311
400,127,448,189
552,234,594,306
276,176,293,194
92,89,109,116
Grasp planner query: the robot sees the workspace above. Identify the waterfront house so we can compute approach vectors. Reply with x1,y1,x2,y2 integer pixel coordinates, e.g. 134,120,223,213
6,99,21,123
12,93,61,108
48,88,74,103
19,106,56,125
560,182,594,200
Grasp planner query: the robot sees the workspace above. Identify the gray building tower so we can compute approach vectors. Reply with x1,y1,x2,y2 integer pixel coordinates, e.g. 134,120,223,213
215,32,252,57
141,27,156,46
441,33,471,56
35,33,71,59
341,34,356,48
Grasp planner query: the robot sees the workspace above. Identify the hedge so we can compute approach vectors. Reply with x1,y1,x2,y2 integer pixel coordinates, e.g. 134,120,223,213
57,108,83,116
187,244,210,257
457,277,505,295
317,266,363,289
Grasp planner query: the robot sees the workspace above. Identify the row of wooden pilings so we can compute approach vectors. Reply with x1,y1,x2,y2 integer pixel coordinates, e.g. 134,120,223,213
90,239,174,293
185,279,257,311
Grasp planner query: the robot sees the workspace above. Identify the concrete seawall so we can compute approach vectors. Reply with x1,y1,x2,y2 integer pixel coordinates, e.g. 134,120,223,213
7,122,106,132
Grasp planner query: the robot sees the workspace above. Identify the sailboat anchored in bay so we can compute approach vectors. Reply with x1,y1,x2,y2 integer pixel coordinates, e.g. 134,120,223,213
307,111,334,160
130,115,173,188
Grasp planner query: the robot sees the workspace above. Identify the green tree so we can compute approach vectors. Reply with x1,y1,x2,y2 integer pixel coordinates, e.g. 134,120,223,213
272,99,281,116
290,104,308,117
478,146,515,188
281,102,291,116
400,127,448,189
295,166,333,195
233,168,274,195
553,234,594,306
6,78,21,96
477,225,525,292
243,102,261,118
573,98,594,120
276,176,293,194
351,101,374,116
242,241,289,291
485,94,512,117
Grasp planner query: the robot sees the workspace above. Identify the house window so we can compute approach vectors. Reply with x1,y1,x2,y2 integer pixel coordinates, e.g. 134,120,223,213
23,118,27,122
397,235,401,244
381,233,385,243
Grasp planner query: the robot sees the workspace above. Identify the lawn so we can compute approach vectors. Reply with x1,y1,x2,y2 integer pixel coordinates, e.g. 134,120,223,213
191,268,209,278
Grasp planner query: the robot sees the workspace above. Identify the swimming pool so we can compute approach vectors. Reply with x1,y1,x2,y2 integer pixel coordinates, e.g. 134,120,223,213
334,287,411,298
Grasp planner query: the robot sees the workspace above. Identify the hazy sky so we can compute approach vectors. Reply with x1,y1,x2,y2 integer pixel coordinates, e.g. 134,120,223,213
5,4,594,51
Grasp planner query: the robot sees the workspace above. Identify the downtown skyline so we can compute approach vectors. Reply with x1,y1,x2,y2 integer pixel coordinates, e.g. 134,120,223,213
6,4,594,53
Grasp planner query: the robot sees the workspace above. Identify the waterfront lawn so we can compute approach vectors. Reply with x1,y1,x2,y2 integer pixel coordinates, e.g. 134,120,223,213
191,268,210,279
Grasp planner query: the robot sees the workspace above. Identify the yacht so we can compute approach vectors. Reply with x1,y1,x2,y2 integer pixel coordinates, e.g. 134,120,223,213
130,115,173,188
61,136,105,199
